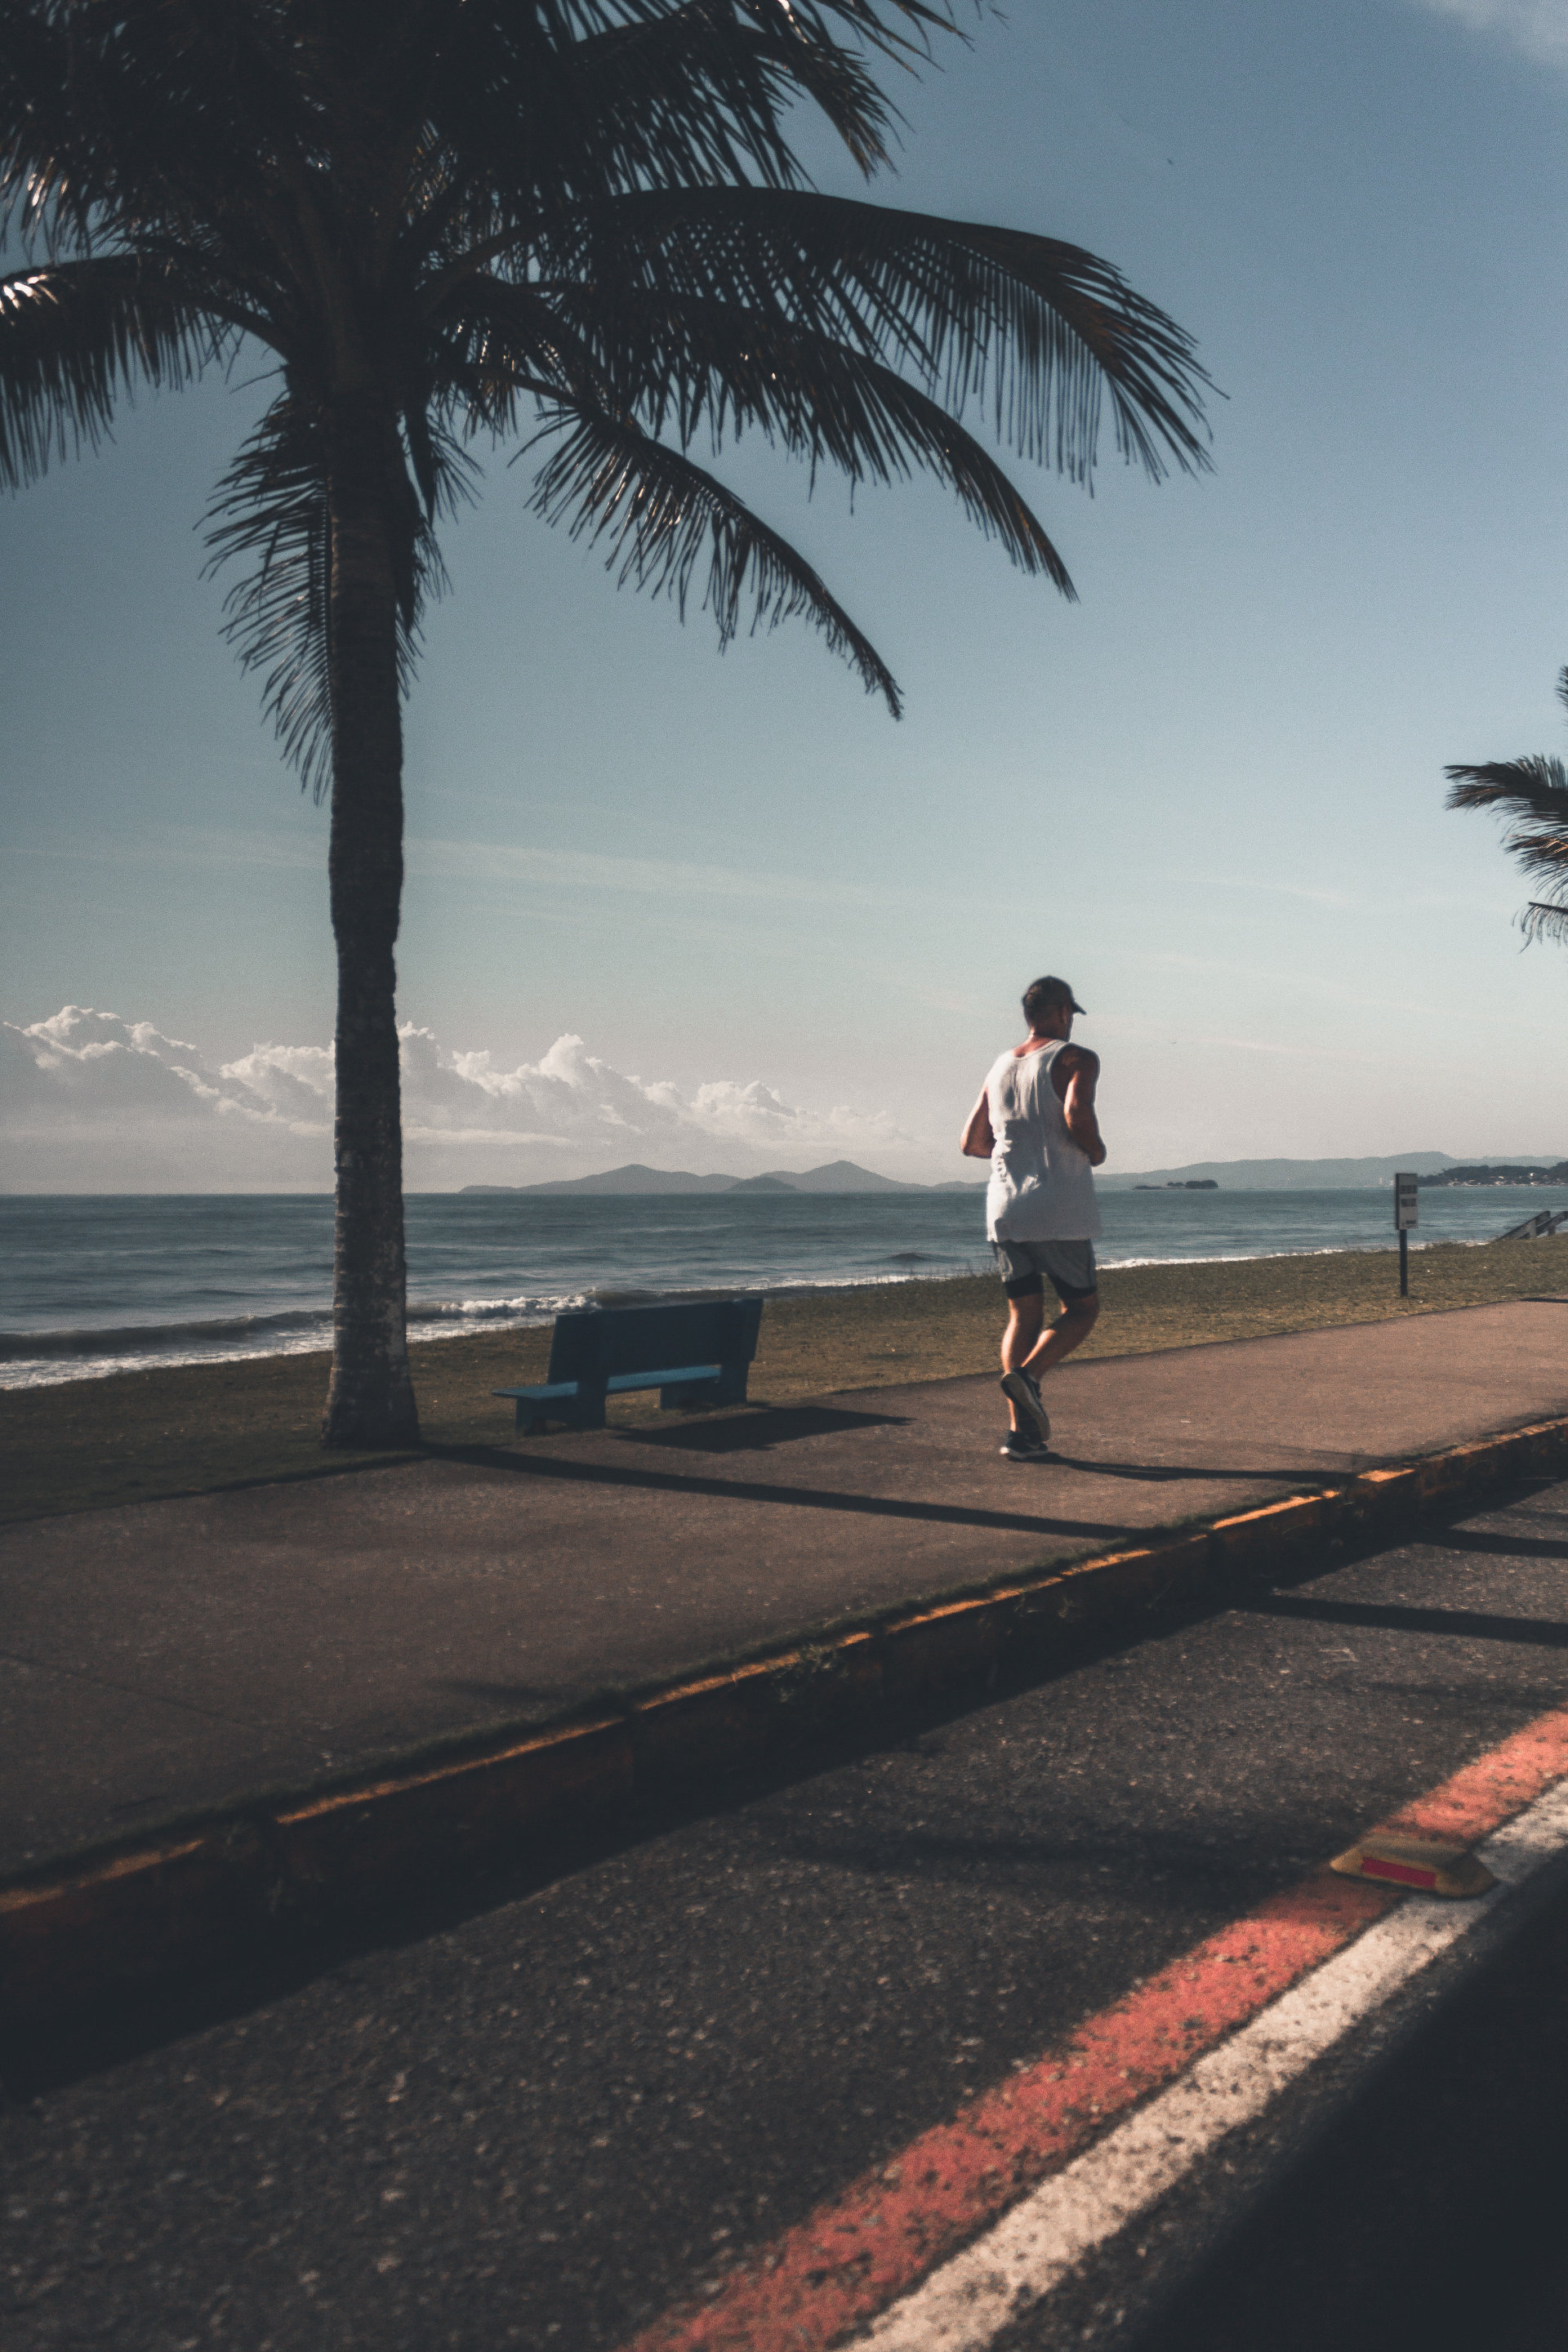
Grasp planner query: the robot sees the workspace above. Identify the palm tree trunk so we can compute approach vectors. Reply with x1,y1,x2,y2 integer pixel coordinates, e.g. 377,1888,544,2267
321,391,420,1450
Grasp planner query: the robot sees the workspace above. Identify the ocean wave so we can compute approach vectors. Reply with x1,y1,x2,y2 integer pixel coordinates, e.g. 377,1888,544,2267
0,1307,335,1361
0,1292,600,1362
0,1292,601,1388
1094,1236,1471,1270
406,1294,588,1323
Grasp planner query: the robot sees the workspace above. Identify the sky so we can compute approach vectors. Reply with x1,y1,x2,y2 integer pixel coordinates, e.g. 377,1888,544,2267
4,0,1568,1192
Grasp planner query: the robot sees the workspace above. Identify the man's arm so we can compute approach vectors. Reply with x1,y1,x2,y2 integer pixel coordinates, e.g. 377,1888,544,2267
1056,1049,1107,1166
960,1087,995,1160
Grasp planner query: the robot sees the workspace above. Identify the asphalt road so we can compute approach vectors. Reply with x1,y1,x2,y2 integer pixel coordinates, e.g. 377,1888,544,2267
4,1477,1567,2350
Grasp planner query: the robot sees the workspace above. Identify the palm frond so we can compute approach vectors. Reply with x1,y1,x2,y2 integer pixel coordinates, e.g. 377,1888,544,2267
551,0,925,182
401,0,960,315
537,190,1214,488
1520,898,1568,946
0,255,223,486
204,392,337,800
403,375,485,525
1444,756,1568,880
526,399,902,710
0,2,301,254
435,274,619,437
441,2,832,202
836,354,1075,587
426,0,952,197
477,273,1074,587
1446,751,1568,947
204,390,459,798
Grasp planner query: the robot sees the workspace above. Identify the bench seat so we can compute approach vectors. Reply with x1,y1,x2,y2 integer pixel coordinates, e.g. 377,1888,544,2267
494,1362,721,1409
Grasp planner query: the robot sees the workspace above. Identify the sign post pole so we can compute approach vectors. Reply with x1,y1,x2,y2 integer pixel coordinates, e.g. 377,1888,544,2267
1394,1172,1418,1297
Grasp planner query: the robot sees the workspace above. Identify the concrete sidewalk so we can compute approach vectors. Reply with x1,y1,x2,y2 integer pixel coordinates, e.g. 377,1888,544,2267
3,1299,1565,1876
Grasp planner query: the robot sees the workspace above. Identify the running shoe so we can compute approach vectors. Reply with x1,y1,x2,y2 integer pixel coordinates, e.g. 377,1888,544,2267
1000,1369,1051,1442
999,1429,1048,1463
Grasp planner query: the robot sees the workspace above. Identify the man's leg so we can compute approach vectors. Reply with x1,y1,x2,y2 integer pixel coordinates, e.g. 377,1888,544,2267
1022,1290,1099,1381
1000,1290,1047,1432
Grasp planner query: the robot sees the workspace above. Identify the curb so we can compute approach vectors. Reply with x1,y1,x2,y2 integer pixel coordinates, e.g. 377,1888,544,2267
5,1414,1566,2029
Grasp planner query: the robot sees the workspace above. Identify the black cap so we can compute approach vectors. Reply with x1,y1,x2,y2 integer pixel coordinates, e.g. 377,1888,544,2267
1025,974,1088,1016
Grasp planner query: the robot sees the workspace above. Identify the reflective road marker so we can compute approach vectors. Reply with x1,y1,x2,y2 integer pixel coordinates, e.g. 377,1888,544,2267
1329,1831,1496,1897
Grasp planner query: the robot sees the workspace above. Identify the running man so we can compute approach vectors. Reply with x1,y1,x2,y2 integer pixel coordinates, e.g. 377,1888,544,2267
960,976,1105,1461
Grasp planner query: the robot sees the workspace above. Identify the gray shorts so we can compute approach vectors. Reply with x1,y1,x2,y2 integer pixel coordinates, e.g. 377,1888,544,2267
992,1236,1098,1304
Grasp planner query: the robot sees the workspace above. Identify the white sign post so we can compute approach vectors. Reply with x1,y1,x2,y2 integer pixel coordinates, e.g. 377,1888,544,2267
1393,1172,1419,1297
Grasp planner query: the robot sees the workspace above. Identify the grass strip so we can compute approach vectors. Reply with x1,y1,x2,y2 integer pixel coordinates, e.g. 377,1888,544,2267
2,1240,1562,1527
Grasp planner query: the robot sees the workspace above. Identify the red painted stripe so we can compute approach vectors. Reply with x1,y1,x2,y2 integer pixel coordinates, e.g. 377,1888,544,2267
1360,1857,1437,1888
1389,1708,1568,1844
623,1702,1568,2352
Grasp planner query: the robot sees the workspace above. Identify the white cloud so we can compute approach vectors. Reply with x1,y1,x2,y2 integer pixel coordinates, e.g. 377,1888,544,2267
6,1006,311,1128
1,1005,914,1191
1405,0,1568,66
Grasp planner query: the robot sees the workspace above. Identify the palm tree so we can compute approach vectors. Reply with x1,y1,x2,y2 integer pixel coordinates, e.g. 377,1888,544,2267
1446,670,1568,951
1,0,1212,1448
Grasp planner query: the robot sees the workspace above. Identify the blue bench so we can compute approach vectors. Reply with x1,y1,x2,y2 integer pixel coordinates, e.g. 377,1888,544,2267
493,1296,764,1434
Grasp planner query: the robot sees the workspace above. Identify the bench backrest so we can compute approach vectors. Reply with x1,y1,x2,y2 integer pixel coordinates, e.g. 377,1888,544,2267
546,1296,764,1387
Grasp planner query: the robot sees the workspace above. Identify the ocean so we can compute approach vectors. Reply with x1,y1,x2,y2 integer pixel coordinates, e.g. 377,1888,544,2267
2,1186,1563,1391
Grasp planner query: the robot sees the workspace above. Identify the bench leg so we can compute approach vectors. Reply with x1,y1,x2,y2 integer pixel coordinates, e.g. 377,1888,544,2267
658,1381,710,1410
514,1393,604,1434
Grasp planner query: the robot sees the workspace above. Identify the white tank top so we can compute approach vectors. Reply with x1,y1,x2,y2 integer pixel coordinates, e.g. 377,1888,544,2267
984,1040,1102,1241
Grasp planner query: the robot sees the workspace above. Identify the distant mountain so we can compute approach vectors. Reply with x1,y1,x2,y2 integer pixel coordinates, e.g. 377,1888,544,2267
461,1164,734,1197
760,1159,923,1194
1099,1153,1460,1192
459,1157,926,1197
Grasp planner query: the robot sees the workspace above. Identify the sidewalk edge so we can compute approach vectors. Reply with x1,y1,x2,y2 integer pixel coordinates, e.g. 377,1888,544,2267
6,1414,1566,2027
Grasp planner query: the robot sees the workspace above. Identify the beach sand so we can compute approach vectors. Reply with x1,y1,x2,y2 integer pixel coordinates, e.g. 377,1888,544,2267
2,1237,1562,1526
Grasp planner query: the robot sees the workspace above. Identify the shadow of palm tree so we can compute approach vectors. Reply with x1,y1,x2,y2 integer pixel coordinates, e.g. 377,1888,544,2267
420,1442,1143,1541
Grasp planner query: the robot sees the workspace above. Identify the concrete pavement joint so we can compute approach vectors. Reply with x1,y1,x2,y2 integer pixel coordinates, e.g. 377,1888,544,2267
3,1411,1566,2029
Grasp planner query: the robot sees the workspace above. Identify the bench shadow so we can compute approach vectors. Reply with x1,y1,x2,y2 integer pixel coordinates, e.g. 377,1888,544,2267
1237,1592,1568,1649
625,1404,911,1454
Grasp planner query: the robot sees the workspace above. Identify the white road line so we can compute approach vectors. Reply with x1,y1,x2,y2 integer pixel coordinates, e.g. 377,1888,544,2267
861,1780,1568,2351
